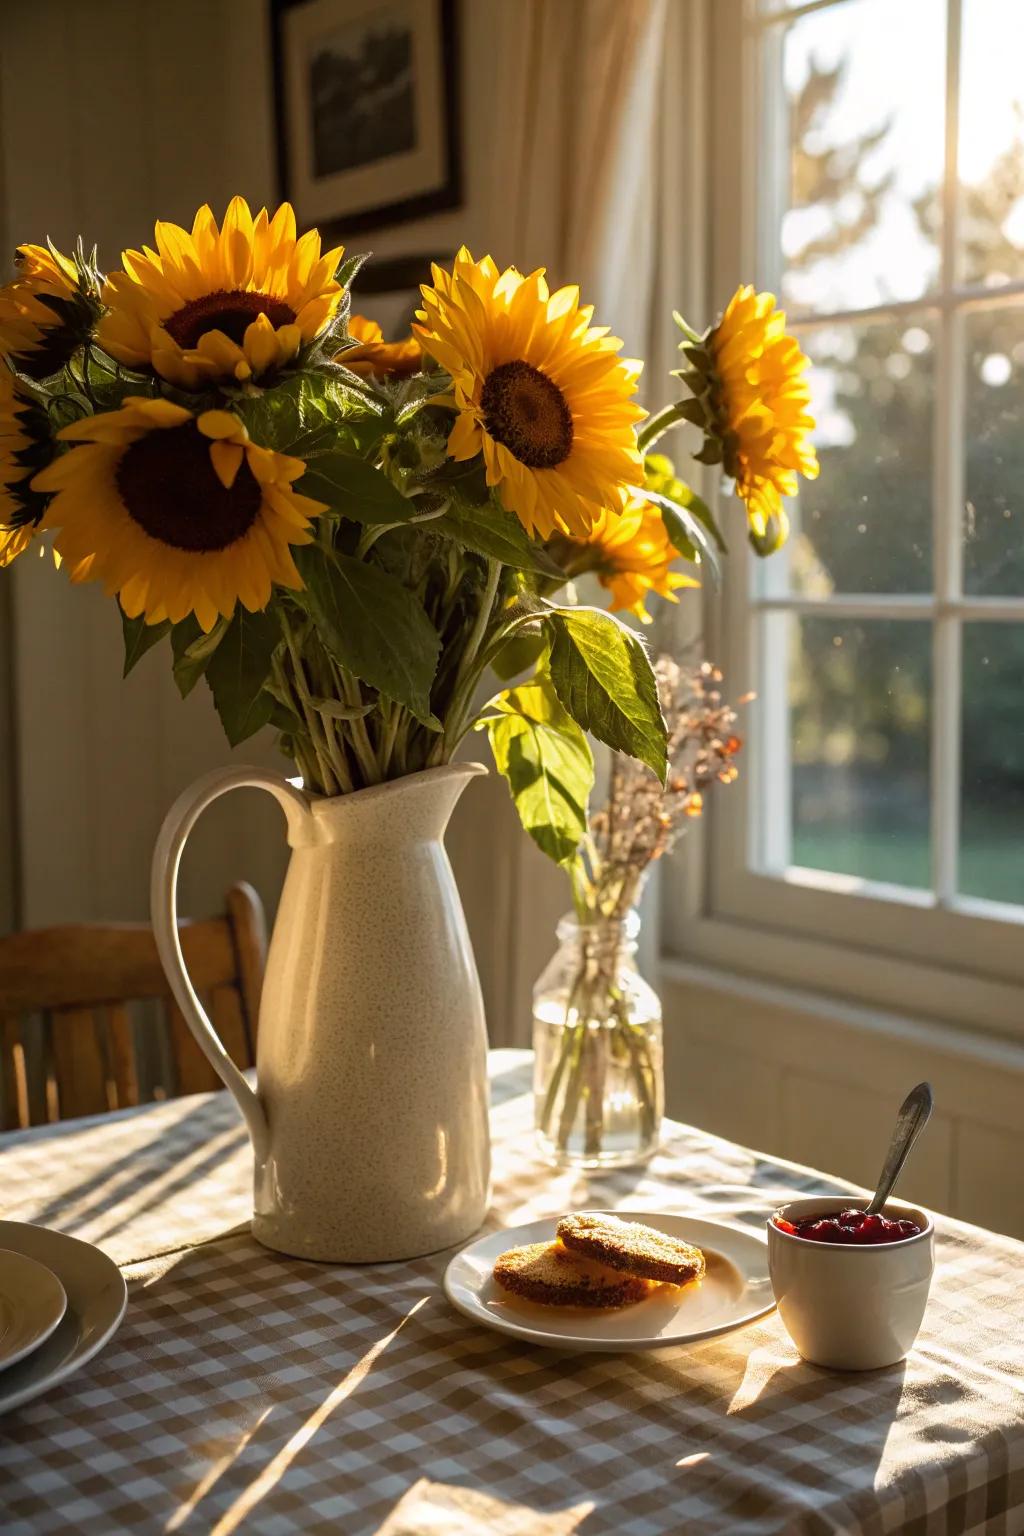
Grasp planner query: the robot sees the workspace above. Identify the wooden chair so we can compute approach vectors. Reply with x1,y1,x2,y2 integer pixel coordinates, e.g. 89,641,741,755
0,883,266,1130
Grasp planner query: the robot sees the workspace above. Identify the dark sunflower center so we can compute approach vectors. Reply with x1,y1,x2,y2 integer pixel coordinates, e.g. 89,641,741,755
480,360,573,469
164,290,296,349
115,421,261,552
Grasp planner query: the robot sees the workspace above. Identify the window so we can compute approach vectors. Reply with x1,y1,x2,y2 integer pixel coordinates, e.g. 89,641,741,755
675,0,1024,1038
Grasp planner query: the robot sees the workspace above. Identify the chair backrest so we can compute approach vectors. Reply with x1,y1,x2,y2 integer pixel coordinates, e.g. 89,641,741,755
0,882,266,1130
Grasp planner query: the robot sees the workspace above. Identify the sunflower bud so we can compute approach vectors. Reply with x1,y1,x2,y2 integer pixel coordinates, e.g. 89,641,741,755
674,286,819,551
0,238,102,379
0,364,56,565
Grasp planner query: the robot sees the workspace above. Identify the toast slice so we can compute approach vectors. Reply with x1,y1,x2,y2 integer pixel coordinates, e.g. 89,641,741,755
492,1240,652,1308
556,1213,705,1286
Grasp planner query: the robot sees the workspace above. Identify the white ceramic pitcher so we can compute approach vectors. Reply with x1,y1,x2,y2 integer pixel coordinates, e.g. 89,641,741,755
151,761,491,1263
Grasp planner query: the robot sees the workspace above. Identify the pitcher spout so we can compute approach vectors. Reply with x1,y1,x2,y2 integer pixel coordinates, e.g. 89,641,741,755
306,761,488,846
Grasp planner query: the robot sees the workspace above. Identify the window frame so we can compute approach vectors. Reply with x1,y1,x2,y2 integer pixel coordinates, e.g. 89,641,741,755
665,0,1024,1042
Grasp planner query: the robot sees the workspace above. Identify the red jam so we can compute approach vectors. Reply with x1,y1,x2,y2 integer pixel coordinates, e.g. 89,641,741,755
773,1208,922,1245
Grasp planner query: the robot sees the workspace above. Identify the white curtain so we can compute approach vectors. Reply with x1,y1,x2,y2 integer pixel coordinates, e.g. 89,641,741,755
483,0,699,399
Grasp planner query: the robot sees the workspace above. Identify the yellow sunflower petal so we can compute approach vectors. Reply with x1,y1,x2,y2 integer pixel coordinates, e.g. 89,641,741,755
198,409,248,443
38,401,319,630
97,198,345,389
553,487,700,621
415,250,642,542
209,440,244,489
688,285,818,545
242,313,280,374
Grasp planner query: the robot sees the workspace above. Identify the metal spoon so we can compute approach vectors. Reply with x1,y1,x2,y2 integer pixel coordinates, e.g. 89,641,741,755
865,1082,934,1215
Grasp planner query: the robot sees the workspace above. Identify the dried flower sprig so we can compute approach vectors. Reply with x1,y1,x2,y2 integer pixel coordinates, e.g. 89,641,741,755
571,655,746,921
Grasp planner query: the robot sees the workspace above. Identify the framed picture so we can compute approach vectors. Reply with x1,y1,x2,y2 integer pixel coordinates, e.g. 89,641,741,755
271,0,462,236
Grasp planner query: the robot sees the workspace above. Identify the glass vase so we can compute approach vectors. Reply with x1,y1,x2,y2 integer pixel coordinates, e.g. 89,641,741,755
532,910,663,1169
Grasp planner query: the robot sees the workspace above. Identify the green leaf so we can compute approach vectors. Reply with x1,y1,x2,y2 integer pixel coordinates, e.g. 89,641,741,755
489,629,548,681
481,677,594,865
294,546,441,724
434,491,565,576
269,702,304,737
298,452,413,524
120,607,170,677
83,351,135,414
641,488,722,580
672,309,704,344
307,696,375,721
335,252,369,290
672,479,728,554
235,374,384,458
171,614,229,699
671,397,710,428
205,608,280,746
682,344,712,374
694,437,723,466
547,607,667,781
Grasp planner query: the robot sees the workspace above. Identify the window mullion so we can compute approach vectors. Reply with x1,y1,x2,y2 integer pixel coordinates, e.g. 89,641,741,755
784,280,1024,336
931,0,964,908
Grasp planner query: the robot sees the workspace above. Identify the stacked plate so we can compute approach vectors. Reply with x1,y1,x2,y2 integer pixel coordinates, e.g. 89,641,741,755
0,1223,126,1413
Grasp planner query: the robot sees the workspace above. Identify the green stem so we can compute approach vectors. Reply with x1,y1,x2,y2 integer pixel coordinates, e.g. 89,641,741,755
391,711,411,775
637,401,689,455
331,659,380,785
431,557,502,764
280,615,340,796
583,1024,607,1158
378,701,403,778
320,711,356,795
290,733,320,792
555,1022,588,1154
618,1014,658,1149
356,523,395,559
538,972,588,1141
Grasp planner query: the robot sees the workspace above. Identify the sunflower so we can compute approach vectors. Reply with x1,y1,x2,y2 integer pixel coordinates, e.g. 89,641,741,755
97,198,346,390
678,285,818,549
0,364,54,566
553,497,699,622
0,243,97,379
413,248,644,541
33,398,325,631
339,314,422,378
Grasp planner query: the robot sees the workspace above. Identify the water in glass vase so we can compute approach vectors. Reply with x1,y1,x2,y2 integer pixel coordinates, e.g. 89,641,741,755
532,911,664,1168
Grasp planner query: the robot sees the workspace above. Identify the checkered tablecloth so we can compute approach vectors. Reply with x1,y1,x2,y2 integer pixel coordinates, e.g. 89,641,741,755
1,1050,1022,1536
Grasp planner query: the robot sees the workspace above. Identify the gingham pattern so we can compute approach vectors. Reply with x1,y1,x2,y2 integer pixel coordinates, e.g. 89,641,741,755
1,1051,1022,1536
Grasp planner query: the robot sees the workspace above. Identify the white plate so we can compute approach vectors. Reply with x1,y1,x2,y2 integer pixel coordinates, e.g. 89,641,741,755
0,1222,127,1414
444,1210,775,1352
0,1250,67,1372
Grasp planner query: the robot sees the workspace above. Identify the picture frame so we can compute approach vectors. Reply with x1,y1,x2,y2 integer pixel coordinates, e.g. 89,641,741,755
271,0,462,237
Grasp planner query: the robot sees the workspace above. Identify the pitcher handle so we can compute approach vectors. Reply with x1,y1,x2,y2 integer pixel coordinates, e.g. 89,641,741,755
150,766,312,1164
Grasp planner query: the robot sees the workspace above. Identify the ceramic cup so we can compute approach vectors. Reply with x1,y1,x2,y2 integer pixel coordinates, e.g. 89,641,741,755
767,1195,935,1370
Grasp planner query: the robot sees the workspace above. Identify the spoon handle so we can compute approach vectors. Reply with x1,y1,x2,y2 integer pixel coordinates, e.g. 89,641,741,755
866,1082,934,1215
